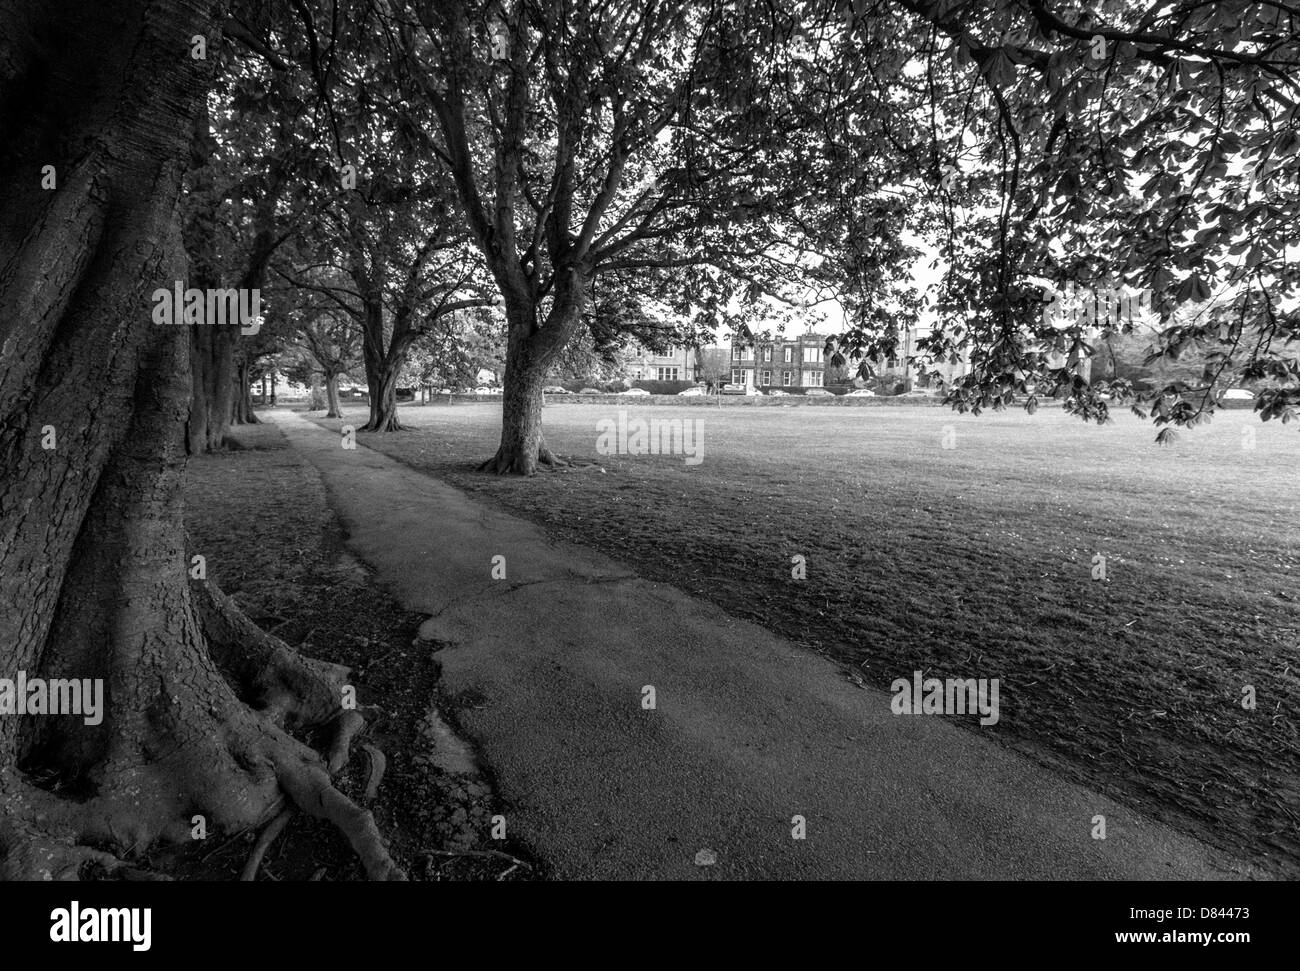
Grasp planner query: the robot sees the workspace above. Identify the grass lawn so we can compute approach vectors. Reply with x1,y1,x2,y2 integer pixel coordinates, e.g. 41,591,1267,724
307,399,1300,875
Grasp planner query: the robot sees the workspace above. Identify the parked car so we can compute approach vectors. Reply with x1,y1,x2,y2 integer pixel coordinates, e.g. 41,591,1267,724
899,388,936,397
844,389,876,397
720,383,759,395
472,386,492,395
578,387,602,395
621,387,650,396
766,389,788,397
543,386,570,394
677,386,707,396
804,387,832,396
1222,388,1254,400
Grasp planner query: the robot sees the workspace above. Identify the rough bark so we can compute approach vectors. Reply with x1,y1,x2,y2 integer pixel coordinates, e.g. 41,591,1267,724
478,341,559,474
362,363,404,432
0,0,400,881
479,292,584,475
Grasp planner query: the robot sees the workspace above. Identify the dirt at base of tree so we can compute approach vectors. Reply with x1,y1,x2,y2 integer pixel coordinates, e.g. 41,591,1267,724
172,421,536,881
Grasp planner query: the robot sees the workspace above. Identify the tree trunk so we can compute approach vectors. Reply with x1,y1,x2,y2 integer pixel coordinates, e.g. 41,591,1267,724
360,321,415,433
231,355,260,424
307,373,327,411
479,314,564,474
325,373,343,419
181,99,239,454
479,295,583,474
363,361,404,432
355,300,398,432
479,352,547,474
0,0,399,880
187,323,237,451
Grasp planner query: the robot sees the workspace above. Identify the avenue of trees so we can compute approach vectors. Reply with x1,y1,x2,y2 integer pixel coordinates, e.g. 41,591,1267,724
0,0,1295,879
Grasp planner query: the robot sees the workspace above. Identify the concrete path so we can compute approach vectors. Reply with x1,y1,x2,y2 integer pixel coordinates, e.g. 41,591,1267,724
267,410,1258,880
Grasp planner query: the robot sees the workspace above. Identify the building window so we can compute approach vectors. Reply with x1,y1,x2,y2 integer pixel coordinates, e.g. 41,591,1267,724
762,346,772,362
782,371,792,386
805,347,823,364
731,368,742,385
783,347,792,363
761,370,772,386
806,370,824,387
631,368,642,379
657,367,679,381
732,347,741,361
635,346,644,358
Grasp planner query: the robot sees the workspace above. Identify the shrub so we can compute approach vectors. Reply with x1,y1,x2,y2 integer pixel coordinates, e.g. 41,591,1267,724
631,379,696,395
560,379,626,393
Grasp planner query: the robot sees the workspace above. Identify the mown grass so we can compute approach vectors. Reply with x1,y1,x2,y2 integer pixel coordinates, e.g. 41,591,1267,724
312,399,1300,875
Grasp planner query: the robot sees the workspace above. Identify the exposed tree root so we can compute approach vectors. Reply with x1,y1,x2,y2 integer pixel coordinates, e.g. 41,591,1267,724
0,784,122,881
0,580,404,882
240,809,292,881
3,709,402,881
360,414,403,433
478,443,607,475
273,747,405,880
360,744,387,805
194,579,350,729
537,446,568,469
242,718,388,880
326,711,368,775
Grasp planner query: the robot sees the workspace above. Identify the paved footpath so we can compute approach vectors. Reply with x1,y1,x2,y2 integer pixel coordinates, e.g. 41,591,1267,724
268,410,1259,880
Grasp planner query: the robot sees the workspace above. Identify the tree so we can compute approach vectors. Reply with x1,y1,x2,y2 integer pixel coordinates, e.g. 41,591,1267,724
281,200,493,431
815,1,1300,440
181,21,316,452
0,0,399,880
407,309,507,395
395,0,845,472
289,308,363,418
694,347,730,391
262,2,498,433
